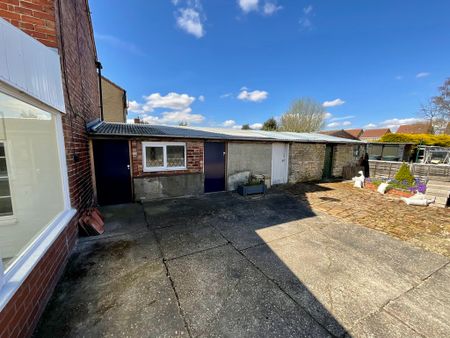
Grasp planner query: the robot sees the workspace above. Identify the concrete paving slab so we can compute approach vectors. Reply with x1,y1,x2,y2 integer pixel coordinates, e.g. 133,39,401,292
243,226,449,337
348,310,422,338
384,263,450,337
167,244,332,337
35,231,186,337
97,203,148,238
155,222,227,260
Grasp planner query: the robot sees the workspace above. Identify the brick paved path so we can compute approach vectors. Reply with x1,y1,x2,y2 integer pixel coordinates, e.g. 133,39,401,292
285,182,450,257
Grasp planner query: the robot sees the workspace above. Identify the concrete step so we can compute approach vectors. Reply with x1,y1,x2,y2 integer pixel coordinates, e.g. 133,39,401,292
425,195,448,206
425,189,450,198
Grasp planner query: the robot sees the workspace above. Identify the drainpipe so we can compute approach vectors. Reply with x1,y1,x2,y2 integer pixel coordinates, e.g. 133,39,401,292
96,61,104,121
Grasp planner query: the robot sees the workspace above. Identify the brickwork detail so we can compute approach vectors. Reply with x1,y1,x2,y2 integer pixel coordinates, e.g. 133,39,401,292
0,0,58,47
289,143,326,183
131,139,204,177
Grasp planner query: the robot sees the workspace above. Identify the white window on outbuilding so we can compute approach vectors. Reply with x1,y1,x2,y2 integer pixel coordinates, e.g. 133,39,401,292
142,142,187,172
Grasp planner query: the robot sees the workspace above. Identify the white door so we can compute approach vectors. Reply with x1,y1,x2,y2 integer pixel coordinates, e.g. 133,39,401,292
271,143,289,185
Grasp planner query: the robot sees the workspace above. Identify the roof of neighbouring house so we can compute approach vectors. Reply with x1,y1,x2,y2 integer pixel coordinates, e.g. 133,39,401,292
445,122,450,135
396,123,432,134
360,128,391,139
344,128,364,138
88,121,363,144
318,129,360,140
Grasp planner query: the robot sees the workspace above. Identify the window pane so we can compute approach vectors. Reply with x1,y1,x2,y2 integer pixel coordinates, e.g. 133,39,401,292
146,146,164,167
382,146,398,157
0,178,10,196
0,197,13,216
0,158,7,177
0,144,5,157
167,146,185,167
0,91,65,269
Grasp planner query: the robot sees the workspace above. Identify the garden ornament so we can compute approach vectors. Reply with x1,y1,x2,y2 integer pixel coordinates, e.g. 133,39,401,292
377,183,389,194
352,171,365,188
401,193,435,206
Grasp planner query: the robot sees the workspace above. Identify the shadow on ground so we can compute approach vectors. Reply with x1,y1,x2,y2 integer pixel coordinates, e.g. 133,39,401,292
34,184,450,337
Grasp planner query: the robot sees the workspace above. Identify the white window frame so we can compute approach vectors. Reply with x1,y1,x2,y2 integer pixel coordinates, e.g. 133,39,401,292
142,142,187,172
0,84,75,312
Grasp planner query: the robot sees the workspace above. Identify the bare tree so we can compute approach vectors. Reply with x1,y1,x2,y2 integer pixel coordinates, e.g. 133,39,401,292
279,98,325,132
421,77,450,133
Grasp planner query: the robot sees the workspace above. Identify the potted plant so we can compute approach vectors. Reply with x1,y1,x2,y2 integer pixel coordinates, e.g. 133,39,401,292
237,175,266,196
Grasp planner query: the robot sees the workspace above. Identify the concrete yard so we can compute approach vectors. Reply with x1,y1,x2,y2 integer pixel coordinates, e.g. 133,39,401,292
35,187,450,337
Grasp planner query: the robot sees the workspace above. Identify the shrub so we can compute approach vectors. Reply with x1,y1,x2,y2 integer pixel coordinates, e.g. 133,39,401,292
379,133,450,147
394,163,415,186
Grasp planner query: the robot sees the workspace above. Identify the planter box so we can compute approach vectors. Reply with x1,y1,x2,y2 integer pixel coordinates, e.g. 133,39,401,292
365,182,414,198
237,184,266,196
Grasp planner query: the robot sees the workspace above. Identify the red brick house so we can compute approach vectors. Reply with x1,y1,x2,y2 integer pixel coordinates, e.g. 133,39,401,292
397,123,433,134
319,129,361,140
0,1,101,336
359,128,392,141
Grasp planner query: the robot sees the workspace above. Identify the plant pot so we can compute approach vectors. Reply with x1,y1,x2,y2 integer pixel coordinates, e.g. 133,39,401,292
237,184,266,196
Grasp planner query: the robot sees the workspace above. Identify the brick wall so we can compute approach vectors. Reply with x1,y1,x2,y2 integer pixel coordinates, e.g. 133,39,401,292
131,139,204,177
0,0,57,47
0,218,78,337
0,0,100,336
288,143,326,183
332,144,363,177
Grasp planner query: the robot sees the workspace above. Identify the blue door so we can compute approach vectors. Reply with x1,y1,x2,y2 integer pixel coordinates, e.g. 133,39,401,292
93,139,132,205
204,142,225,193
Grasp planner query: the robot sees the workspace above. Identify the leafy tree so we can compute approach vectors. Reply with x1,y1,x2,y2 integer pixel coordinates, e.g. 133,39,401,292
262,117,278,131
178,121,188,126
394,163,415,186
241,124,251,130
279,98,325,132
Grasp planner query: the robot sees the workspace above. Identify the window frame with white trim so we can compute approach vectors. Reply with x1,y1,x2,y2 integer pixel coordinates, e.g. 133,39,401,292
142,142,187,172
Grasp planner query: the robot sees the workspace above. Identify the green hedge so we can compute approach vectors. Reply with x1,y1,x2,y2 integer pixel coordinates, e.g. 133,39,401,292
379,133,450,147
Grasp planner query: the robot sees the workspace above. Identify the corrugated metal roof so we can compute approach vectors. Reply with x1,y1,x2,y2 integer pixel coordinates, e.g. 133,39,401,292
88,122,363,144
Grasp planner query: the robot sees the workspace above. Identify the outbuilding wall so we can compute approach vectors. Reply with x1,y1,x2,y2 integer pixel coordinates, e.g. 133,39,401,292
332,144,364,177
130,139,204,200
288,143,326,182
226,142,272,190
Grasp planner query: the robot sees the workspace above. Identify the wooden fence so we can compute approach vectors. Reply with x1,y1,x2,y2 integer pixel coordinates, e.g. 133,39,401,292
369,160,450,182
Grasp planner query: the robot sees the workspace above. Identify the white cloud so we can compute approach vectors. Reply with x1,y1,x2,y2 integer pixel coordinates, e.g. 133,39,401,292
323,98,345,107
326,120,352,128
232,125,243,129
299,5,314,30
363,117,426,131
95,34,144,56
128,100,143,113
250,123,263,129
198,95,205,102
395,75,403,80
329,115,355,122
128,92,204,125
323,112,333,119
237,89,268,102
416,72,430,78
263,2,282,15
223,119,236,127
303,4,313,14
220,93,233,99
327,122,340,128
238,0,259,12
176,8,205,38
126,118,136,124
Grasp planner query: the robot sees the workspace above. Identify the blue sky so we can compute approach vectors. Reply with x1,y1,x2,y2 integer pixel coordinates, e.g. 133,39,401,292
90,0,450,130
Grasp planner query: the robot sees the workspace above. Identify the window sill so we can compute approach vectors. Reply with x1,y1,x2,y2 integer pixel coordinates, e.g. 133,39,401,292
0,208,76,311
143,167,187,173
0,216,17,226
